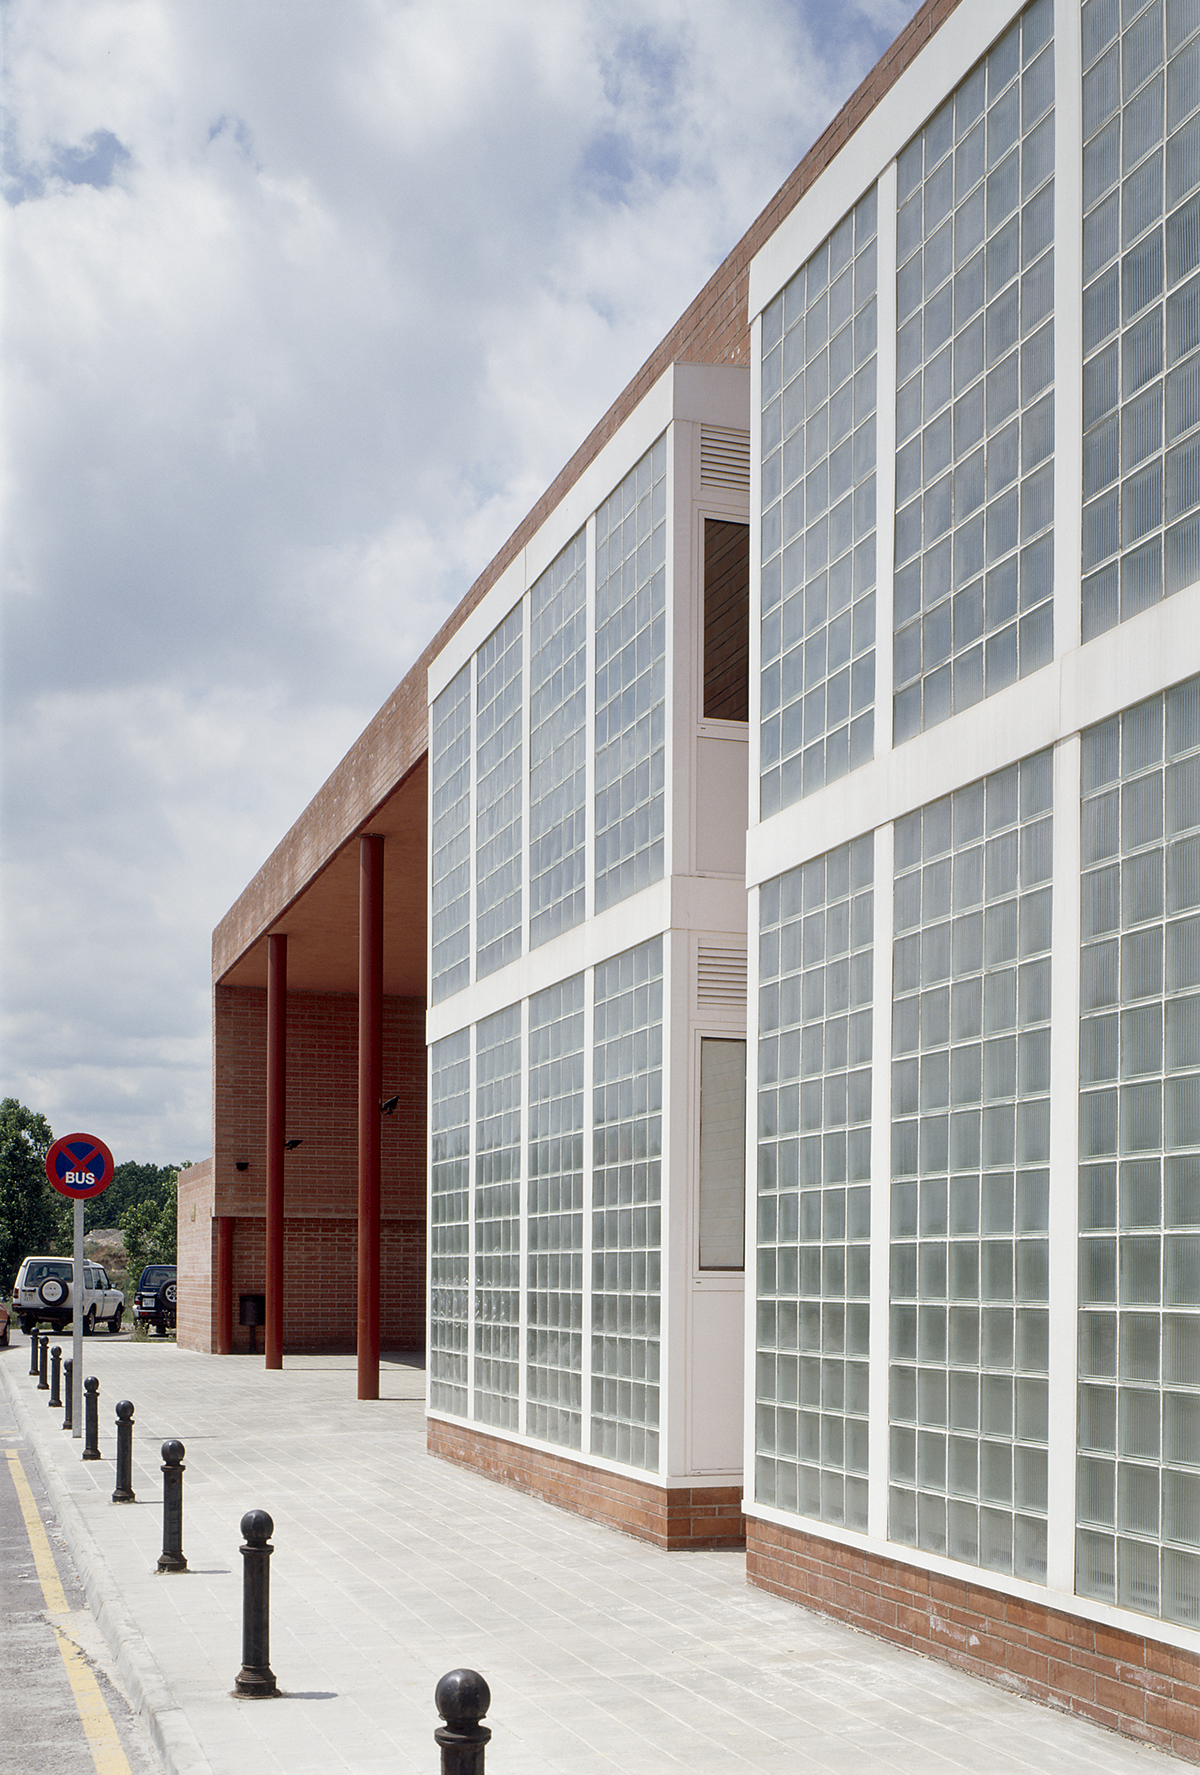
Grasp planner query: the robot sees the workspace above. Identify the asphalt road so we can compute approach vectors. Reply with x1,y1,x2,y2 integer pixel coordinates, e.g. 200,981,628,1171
1,1368,161,1775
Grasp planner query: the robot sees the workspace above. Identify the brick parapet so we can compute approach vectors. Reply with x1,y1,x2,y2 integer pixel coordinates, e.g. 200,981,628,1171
212,0,962,979
428,1417,745,1550
746,1517,1200,1763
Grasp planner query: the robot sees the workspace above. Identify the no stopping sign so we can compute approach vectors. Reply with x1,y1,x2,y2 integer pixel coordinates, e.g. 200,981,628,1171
45,1133,115,1200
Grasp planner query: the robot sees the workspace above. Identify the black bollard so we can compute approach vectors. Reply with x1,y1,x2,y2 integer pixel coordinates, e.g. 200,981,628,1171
38,1334,50,1391
234,1509,277,1696
62,1359,73,1430
48,1346,62,1410
157,1441,187,1572
112,1401,136,1503
82,1376,101,1460
29,1328,41,1377
434,1670,492,1775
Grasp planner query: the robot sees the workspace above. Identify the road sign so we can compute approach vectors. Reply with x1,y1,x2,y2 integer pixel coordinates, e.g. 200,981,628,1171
44,1133,115,1200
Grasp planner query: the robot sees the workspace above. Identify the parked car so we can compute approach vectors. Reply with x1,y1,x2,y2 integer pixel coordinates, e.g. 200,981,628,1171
0,1301,9,1346
12,1256,124,1336
133,1264,177,1335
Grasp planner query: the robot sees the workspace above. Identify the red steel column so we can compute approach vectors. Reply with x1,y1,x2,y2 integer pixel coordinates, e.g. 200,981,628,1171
216,1216,233,1354
265,932,287,1370
357,835,384,1400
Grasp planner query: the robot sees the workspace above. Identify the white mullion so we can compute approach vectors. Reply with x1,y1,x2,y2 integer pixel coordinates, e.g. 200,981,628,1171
873,158,899,776
466,1018,477,1420
581,962,596,1457
584,512,597,927
517,997,529,1436
1047,733,1082,1593
1053,0,1084,658
868,819,895,1540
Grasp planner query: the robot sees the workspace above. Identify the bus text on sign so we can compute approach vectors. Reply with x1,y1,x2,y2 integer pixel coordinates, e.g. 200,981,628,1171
44,1133,115,1200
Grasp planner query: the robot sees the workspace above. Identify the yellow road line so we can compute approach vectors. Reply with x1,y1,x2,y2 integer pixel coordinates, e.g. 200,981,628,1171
6,1450,132,1775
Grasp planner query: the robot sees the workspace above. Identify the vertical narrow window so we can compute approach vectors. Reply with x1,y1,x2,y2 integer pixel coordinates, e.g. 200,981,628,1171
476,605,523,980
527,974,585,1448
430,664,472,1005
890,752,1053,1581
592,937,663,1469
892,0,1055,741
756,836,874,1530
760,186,878,817
703,522,750,721
430,1028,471,1415
474,1005,521,1429
698,1038,747,1268
529,532,587,947
1077,677,1200,1627
1080,0,1200,638
594,438,667,911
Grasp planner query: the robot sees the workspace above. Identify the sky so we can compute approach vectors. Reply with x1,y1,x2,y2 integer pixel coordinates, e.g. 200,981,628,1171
2,0,921,1165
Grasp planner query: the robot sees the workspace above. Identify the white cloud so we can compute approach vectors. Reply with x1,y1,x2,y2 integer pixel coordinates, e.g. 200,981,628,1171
1,0,920,1160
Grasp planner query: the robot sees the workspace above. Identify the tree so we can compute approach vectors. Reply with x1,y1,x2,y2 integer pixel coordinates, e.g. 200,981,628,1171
0,1099,55,1292
120,1168,178,1280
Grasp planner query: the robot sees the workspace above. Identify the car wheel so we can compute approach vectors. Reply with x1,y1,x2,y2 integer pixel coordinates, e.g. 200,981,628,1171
19,1317,34,1337
108,1305,123,1335
38,1277,67,1307
83,1306,96,1336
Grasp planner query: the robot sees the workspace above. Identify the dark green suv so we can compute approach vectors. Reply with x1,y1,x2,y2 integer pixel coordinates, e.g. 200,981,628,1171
133,1264,177,1335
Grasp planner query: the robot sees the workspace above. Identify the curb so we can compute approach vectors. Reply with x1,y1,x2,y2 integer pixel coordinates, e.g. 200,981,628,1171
1,1351,214,1775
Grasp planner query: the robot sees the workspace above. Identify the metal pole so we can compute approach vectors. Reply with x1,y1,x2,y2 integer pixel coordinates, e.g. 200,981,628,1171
265,933,287,1371
62,1359,73,1430
48,1345,62,1410
82,1376,101,1460
72,1199,84,1439
234,1509,277,1697
157,1440,188,1571
434,1670,491,1774
357,833,383,1401
112,1401,136,1502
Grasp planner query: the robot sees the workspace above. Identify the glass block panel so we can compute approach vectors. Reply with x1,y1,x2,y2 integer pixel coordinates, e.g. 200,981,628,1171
1078,674,1200,1621
595,439,667,910
431,664,472,1004
476,605,523,979
526,974,585,1448
591,938,663,1470
430,1028,471,1413
529,532,587,948
1081,0,1200,639
894,2,1055,740
757,835,873,1530
891,750,1052,1576
760,187,878,818
474,1005,521,1428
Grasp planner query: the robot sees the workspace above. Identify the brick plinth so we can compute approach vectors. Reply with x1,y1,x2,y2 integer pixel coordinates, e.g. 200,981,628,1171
428,1416,744,1550
747,1517,1200,1763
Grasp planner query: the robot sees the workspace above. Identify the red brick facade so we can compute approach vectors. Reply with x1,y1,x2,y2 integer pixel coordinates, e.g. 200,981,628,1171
182,984,426,1353
428,1417,745,1551
747,1518,1200,1764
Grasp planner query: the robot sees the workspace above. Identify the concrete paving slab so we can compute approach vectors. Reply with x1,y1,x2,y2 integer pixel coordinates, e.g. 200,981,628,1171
0,1338,1188,1774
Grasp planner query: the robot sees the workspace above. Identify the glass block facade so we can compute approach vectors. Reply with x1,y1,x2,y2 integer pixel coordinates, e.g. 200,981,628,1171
529,533,587,949
591,938,664,1469
430,1028,471,1414
474,1005,521,1430
893,0,1056,741
760,188,878,816
1080,0,1200,639
756,836,874,1529
476,606,523,980
527,974,585,1448
889,753,1053,1579
594,439,667,912
1077,676,1200,1625
430,664,472,1005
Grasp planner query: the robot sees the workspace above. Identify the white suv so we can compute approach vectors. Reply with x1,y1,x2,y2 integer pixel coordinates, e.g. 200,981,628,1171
13,1256,125,1337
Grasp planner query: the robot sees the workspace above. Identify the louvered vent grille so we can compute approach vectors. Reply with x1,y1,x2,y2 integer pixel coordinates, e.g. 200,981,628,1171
697,945,747,1007
700,426,750,492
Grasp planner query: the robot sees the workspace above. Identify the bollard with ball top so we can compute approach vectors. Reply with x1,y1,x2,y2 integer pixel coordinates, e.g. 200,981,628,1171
48,1345,62,1410
434,1670,492,1774
62,1359,73,1430
82,1376,101,1459
157,1441,187,1571
37,1334,49,1391
112,1401,136,1503
234,1509,278,1697
29,1328,41,1378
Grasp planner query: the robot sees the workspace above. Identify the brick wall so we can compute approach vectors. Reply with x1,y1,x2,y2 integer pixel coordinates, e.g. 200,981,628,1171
195,983,426,1352
428,1417,745,1550
176,1158,213,1348
747,1518,1200,1764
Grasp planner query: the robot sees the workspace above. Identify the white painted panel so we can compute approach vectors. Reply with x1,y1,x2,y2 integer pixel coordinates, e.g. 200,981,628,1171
689,1285,745,1473
695,736,748,875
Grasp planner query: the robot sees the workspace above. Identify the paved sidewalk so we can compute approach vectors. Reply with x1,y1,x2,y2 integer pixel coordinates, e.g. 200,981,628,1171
1,1339,1184,1775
